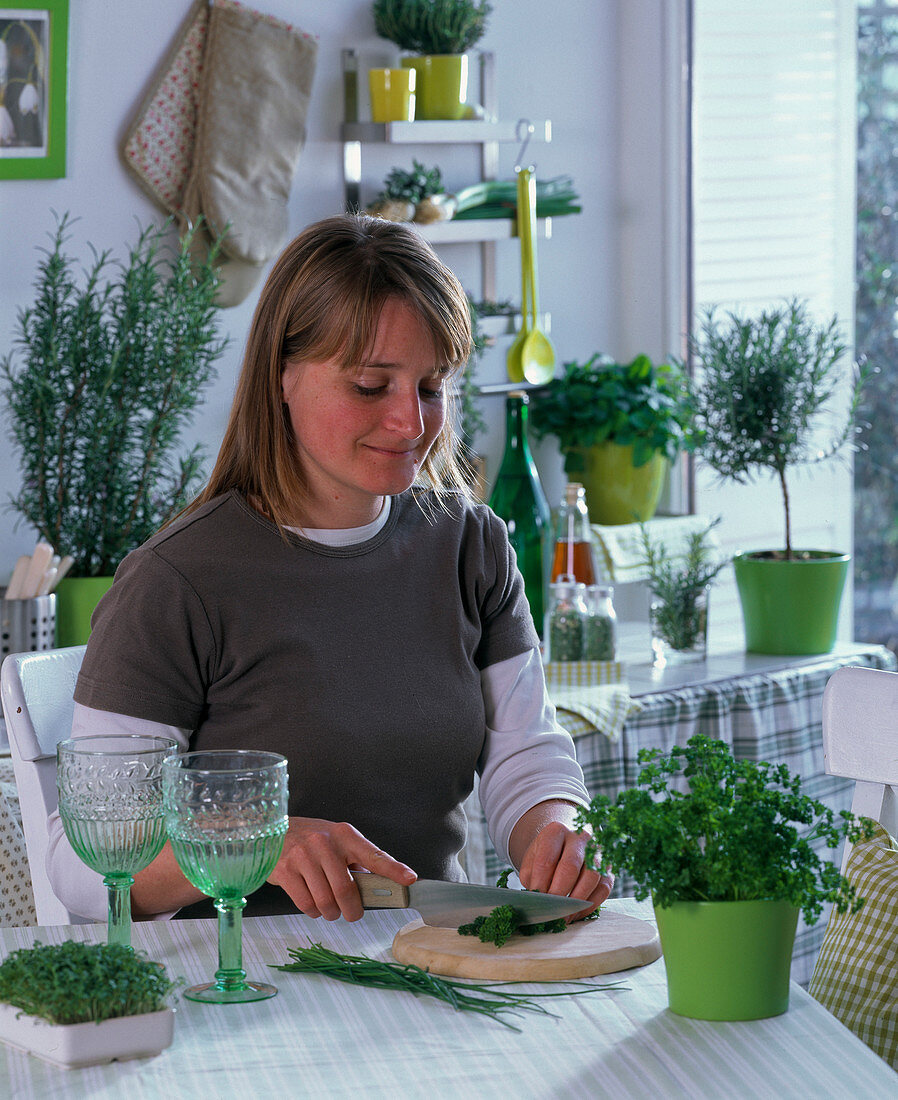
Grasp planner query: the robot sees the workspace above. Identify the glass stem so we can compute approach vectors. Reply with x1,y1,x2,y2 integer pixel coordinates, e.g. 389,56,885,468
214,897,248,990
105,874,134,948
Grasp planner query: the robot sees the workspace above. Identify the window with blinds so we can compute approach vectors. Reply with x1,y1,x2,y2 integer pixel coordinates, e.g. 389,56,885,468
689,0,858,641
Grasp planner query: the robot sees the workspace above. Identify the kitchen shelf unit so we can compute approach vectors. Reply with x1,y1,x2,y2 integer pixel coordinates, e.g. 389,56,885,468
340,51,551,302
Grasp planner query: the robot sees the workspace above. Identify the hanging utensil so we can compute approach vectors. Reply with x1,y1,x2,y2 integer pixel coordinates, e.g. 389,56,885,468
517,165,555,385
506,163,535,383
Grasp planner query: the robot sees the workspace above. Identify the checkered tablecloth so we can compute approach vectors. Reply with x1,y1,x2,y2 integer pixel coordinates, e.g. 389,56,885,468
465,644,898,987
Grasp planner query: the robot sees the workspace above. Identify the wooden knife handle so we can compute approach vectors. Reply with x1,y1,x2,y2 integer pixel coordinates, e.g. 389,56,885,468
351,871,411,909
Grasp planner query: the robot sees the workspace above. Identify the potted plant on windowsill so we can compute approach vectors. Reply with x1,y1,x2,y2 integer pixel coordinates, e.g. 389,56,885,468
528,353,698,525
372,0,492,120
577,735,874,1021
1,213,227,646
0,940,178,1068
689,298,865,655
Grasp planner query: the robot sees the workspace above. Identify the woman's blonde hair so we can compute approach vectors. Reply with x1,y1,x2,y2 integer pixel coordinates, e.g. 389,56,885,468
190,214,474,526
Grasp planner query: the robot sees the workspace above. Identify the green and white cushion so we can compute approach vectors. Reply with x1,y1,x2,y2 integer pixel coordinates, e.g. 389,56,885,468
809,821,898,1068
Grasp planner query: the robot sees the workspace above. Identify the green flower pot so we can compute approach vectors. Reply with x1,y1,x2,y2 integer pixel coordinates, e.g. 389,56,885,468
55,576,114,647
569,442,667,526
654,899,799,1020
401,54,468,120
734,550,850,655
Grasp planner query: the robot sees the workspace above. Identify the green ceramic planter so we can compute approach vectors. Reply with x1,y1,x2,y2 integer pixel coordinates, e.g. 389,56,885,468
734,550,850,655
401,54,468,119
654,899,799,1020
55,576,114,647
569,442,667,526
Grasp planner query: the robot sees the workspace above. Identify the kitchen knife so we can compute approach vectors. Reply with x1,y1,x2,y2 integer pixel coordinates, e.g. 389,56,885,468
351,871,586,928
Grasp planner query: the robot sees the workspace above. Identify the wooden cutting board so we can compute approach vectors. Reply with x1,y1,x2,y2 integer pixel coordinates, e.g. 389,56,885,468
391,910,662,981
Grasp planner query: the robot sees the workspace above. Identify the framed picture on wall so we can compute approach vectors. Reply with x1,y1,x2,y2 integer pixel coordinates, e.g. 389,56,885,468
0,0,69,179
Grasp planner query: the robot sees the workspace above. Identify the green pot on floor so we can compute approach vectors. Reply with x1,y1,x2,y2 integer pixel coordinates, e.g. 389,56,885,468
54,576,114,647
654,898,799,1020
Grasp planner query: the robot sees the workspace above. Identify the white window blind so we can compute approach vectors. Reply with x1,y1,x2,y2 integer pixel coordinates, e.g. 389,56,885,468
690,0,858,641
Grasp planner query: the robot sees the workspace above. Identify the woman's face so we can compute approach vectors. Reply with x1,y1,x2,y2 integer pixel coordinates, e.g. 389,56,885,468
281,297,448,528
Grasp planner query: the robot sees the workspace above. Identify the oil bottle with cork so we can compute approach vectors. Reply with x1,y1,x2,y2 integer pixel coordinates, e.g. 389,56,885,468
550,483,599,585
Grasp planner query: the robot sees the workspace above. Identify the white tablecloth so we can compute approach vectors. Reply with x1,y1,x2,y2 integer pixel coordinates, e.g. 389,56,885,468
0,900,894,1098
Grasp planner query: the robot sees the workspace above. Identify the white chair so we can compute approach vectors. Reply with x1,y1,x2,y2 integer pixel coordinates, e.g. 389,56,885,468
0,646,92,925
821,664,898,870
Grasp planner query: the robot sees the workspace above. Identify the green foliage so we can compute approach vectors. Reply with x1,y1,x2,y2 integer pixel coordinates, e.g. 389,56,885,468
0,941,177,1025
1,213,227,577
577,735,876,925
380,159,443,203
854,18,898,643
274,941,619,1031
373,0,492,55
529,353,698,470
639,518,729,651
457,904,567,946
689,298,862,557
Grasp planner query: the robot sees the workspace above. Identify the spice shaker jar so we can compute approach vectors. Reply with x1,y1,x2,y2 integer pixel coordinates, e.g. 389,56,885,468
584,584,617,661
545,576,588,662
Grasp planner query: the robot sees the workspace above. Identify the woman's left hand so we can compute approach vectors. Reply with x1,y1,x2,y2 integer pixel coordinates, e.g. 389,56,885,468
509,800,614,921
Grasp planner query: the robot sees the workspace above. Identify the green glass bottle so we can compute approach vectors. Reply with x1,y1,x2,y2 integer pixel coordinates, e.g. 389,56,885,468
488,391,552,634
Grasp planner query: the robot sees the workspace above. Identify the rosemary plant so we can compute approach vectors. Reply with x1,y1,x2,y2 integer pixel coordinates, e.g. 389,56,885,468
372,0,492,55
2,213,227,577
639,518,729,651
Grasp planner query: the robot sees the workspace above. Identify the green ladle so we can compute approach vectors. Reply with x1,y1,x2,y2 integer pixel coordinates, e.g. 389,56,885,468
517,167,555,385
506,167,534,384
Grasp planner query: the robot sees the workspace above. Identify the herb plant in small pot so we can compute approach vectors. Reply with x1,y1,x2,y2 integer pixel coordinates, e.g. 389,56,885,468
639,517,729,666
577,735,874,1021
372,0,492,120
529,353,697,525
690,298,864,655
0,940,178,1068
2,214,227,645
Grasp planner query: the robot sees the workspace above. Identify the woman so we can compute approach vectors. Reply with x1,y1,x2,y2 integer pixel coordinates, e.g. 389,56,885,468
47,214,612,922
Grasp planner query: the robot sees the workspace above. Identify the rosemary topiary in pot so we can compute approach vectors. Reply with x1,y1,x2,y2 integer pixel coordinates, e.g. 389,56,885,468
372,0,492,55
2,213,227,580
688,298,866,654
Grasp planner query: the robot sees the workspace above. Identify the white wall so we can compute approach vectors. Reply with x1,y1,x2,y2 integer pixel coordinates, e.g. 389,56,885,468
0,0,630,577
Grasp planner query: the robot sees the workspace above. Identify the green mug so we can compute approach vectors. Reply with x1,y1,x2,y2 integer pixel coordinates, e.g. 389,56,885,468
368,68,416,123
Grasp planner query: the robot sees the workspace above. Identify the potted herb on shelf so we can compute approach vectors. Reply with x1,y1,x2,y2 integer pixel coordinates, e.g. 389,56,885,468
689,298,864,655
529,353,698,525
639,517,729,666
577,735,874,1021
0,940,178,1068
367,159,456,223
1,213,227,646
372,0,492,120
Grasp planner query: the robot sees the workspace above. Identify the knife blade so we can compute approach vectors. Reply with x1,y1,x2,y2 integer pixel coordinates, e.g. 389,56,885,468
350,871,585,928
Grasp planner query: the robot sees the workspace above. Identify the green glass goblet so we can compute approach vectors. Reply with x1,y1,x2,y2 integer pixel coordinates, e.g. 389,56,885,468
162,750,288,1004
56,735,178,947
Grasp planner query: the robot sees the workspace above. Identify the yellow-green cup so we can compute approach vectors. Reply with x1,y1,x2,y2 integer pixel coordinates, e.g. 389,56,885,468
368,67,416,123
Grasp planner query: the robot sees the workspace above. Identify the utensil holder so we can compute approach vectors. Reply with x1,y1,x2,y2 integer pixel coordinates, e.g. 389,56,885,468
1,591,56,656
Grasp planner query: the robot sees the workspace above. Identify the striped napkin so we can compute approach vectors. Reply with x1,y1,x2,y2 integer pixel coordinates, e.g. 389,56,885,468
544,662,639,743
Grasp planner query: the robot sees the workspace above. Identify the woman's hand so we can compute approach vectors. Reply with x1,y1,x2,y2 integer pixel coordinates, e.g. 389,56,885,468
267,817,416,921
509,800,614,921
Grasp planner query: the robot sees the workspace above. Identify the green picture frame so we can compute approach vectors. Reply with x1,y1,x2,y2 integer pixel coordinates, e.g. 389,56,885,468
0,0,69,179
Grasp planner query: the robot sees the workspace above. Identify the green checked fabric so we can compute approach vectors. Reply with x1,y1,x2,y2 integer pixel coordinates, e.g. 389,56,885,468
809,822,898,1068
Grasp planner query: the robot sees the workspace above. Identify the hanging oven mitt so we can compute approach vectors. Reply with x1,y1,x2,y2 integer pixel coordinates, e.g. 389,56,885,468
120,0,210,217
178,0,318,305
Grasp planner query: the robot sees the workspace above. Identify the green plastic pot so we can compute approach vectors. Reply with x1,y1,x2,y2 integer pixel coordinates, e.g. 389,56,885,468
654,899,799,1020
55,576,114,647
569,442,667,526
401,54,468,119
734,550,849,655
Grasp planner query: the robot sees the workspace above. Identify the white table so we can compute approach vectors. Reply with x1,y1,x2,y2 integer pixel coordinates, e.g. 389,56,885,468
0,900,894,1098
